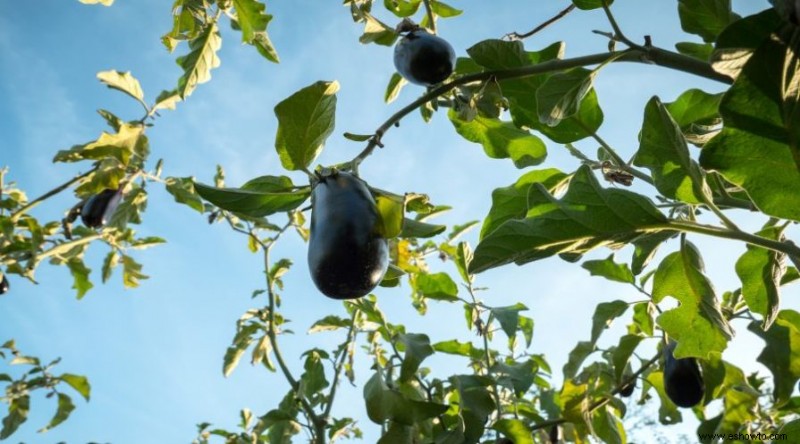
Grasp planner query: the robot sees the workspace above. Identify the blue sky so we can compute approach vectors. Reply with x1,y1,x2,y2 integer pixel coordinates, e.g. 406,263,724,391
0,0,786,442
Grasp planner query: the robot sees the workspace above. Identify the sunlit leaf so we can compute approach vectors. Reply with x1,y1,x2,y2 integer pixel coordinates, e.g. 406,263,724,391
274,81,339,171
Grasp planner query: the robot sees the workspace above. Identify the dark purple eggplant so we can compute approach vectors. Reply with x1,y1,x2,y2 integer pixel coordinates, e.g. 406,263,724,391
663,341,705,408
0,274,8,295
619,380,635,397
80,187,123,228
393,29,455,86
307,172,388,300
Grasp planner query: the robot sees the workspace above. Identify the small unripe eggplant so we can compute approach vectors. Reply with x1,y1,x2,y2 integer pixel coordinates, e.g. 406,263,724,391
0,274,8,295
393,29,456,86
81,187,124,228
663,341,705,408
307,172,389,299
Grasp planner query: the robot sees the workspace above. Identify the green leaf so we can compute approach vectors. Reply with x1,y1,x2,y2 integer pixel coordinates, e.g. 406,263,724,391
385,73,407,104
373,190,404,238
592,405,626,444
0,395,29,440
176,23,222,98
448,110,547,168
480,168,569,240
675,42,714,61
222,323,259,377
121,254,148,288
492,419,533,444
397,333,434,381
154,89,182,111
363,371,447,425
582,255,634,284
67,258,93,300
377,422,413,444
53,123,146,166
492,360,535,397
252,31,279,63
634,96,709,204
383,0,421,17
308,315,351,333
563,341,595,379
709,9,781,79
38,393,75,433
471,165,668,274
96,70,146,106
736,225,785,330
415,272,458,301
572,0,613,10
194,181,310,217
645,371,682,424
611,334,642,381
274,80,339,171
299,350,329,398
490,303,528,340
536,68,595,127
748,310,800,407
432,340,482,360
60,373,91,401
664,89,722,147
431,1,461,17
590,300,629,345
632,302,656,337
399,218,445,238
677,0,737,43
359,15,397,46
631,231,675,275
700,29,800,221
165,177,205,213
232,0,270,43
79,0,113,5
652,242,733,358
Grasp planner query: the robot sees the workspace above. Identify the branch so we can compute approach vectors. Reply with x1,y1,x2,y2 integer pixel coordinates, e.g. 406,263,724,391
422,0,436,34
322,309,359,420
665,220,800,261
503,4,576,41
350,48,731,169
9,170,94,222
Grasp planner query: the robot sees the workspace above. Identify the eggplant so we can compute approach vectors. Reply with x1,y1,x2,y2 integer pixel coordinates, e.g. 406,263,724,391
307,171,389,299
393,29,456,86
663,341,705,408
619,379,635,397
80,187,123,228
0,274,8,295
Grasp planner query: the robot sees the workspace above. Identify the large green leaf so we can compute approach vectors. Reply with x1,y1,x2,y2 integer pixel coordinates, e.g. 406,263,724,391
563,341,595,380
701,28,800,221
536,68,595,127
664,89,722,146
448,110,547,168
53,123,147,166
479,168,569,240
652,241,733,358
736,224,785,330
193,181,310,217
572,0,613,9
60,373,91,401
274,81,339,171
471,165,669,274
644,371,682,424
634,96,709,204
176,23,222,98
677,0,737,42
414,272,458,301
709,9,781,79
748,310,800,407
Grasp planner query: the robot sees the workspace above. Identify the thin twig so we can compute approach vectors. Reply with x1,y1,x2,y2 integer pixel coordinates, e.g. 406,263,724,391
322,309,359,420
422,0,436,34
503,4,576,41
9,170,94,222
